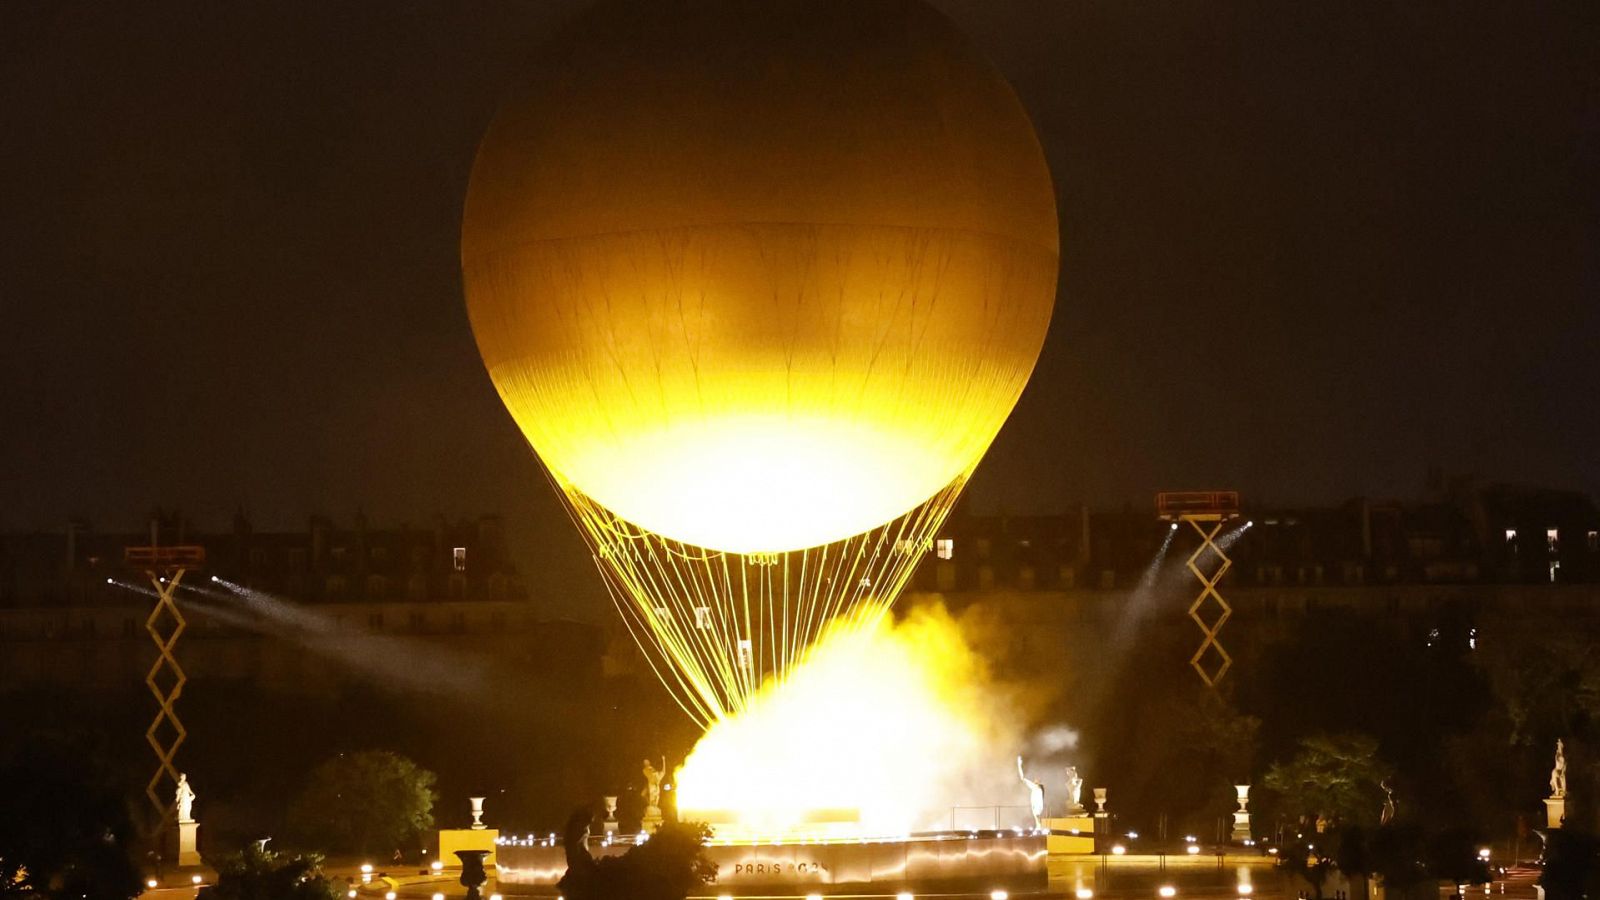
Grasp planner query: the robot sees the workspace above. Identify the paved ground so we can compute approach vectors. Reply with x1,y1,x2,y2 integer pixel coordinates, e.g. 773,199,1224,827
139,853,1543,900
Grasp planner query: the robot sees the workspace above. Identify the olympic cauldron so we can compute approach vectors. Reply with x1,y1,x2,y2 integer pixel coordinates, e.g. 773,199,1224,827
494,829,1047,896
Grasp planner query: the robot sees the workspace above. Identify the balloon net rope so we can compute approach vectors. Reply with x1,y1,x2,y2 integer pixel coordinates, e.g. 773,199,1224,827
556,474,968,727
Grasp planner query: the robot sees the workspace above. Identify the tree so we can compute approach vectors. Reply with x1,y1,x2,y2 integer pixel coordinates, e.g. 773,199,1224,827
1263,734,1391,829
286,751,435,855
0,741,142,900
205,844,344,900
1279,834,1339,900
559,808,716,900
1541,828,1600,900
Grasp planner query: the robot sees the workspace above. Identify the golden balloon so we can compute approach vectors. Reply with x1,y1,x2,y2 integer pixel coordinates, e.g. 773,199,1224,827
463,0,1057,555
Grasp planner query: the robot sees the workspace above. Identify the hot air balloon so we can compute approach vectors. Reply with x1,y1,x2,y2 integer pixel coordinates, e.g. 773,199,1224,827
462,0,1057,725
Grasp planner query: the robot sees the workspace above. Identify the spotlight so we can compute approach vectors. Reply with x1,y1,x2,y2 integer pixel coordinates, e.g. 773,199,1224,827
898,893,916,900
360,864,373,874
430,861,444,872
718,895,733,900
1126,831,1139,839
159,577,167,583
385,893,397,900
1186,845,1200,855
491,895,503,900
433,894,445,900
147,879,159,889
191,875,203,885
211,575,220,583
807,894,824,900
991,891,1010,900
1078,889,1095,899
1111,844,1126,855
1239,885,1254,896
1170,522,1178,530
347,892,356,899
1159,887,1178,898
107,577,115,584
1245,520,1254,528
1478,848,1492,860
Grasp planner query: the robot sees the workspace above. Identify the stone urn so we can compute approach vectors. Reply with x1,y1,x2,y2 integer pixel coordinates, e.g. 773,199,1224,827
455,849,490,900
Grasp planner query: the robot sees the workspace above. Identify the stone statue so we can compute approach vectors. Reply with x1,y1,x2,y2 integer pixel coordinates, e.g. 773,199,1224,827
641,757,665,815
1016,756,1045,827
1551,739,1567,798
1064,766,1085,814
175,773,196,823
1379,778,1396,825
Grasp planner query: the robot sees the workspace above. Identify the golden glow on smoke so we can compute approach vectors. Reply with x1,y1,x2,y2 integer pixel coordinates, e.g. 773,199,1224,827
675,605,1019,840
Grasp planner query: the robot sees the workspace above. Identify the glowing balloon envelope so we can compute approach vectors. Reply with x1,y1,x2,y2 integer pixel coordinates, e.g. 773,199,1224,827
462,0,1057,721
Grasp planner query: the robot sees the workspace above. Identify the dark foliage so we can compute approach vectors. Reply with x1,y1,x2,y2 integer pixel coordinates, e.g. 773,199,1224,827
1541,828,1600,900
558,808,715,900
0,741,141,900
285,751,435,855
204,844,344,900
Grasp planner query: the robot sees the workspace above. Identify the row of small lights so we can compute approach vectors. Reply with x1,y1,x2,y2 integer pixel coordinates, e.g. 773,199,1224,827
144,875,206,889
495,828,1052,850
138,880,1233,900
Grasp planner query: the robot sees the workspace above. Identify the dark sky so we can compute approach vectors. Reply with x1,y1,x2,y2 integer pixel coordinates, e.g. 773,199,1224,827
3,2,1596,605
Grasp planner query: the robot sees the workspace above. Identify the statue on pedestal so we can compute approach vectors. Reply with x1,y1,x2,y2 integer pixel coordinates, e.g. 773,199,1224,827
1016,756,1045,827
1064,766,1085,815
175,773,196,824
1380,778,1396,825
641,757,664,815
1546,739,1569,829
640,757,666,833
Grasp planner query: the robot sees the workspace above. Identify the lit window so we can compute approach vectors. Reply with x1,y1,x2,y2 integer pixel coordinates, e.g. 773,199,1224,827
694,606,712,630
936,538,954,560
453,547,467,572
737,639,753,670
1550,561,1561,583
1505,528,1517,543
1547,528,1559,553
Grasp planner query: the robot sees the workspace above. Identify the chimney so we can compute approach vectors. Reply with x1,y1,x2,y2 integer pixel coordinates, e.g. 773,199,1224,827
1359,498,1372,559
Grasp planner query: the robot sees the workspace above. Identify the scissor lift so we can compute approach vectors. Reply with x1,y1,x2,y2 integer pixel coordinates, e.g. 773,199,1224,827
1157,491,1241,687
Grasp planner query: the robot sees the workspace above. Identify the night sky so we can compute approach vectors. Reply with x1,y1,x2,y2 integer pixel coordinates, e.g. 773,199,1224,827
4,2,1596,607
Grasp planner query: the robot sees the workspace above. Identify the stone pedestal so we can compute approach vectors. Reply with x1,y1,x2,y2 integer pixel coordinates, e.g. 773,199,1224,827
1545,796,1566,829
177,821,201,867
439,829,499,867
641,807,664,835
1041,816,1095,854
1231,784,1252,842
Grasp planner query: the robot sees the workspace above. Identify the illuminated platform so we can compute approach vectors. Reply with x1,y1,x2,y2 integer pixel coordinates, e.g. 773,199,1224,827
494,830,1047,896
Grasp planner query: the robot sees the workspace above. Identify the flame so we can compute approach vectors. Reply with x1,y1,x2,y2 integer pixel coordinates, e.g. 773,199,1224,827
674,604,1023,841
